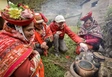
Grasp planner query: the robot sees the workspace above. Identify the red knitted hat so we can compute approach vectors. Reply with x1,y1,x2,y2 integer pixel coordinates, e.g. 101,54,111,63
80,11,92,21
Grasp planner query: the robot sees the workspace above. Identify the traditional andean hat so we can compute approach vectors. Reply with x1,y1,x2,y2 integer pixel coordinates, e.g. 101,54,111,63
34,13,48,24
80,11,92,21
1,3,34,26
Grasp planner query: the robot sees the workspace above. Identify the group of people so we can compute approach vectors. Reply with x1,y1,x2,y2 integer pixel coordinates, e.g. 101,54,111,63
0,2,104,77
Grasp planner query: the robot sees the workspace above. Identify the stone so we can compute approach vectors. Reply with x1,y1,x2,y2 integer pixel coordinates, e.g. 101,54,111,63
98,58,112,77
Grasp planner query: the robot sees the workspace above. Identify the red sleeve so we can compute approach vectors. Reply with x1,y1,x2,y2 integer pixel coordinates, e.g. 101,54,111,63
52,31,56,35
86,38,99,43
65,25,82,44
44,26,53,40
49,22,57,35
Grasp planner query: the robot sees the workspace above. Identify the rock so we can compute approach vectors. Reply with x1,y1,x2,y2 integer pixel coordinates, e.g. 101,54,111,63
75,52,94,62
105,46,112,58
98,58,112,77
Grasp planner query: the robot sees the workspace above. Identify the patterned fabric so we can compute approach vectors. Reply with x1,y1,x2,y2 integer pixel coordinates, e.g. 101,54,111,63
0,45,32,77
78,21,103,39
35,23,53,56
0,30,33,76
3,23,29,43
35,23,52,41
0,24,44,77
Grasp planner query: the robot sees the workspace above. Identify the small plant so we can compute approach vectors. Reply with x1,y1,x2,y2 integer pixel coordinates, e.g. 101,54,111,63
103,6,112,57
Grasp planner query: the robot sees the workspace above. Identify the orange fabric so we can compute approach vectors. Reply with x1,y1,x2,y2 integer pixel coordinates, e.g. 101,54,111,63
44,25,53,40
35,24,48,44
35,31,48,56
35,24,53,56
38,60,44,77
31,59,44,77
35,30,48,56
35,31,44,44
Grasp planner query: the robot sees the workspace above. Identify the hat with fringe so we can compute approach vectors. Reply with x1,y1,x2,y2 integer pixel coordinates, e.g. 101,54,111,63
34,13,48,24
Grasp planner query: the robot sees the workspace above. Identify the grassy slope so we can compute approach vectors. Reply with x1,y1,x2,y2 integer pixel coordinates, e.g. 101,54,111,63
42,26,79,77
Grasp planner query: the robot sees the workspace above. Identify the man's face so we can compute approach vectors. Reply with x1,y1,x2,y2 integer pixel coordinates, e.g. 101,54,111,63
35,22,43,30
56,22,65,29
23,22,34,41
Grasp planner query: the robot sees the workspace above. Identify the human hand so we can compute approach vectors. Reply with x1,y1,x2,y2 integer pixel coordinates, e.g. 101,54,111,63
56,31,62,35
79,43,88,52
41,42,48,49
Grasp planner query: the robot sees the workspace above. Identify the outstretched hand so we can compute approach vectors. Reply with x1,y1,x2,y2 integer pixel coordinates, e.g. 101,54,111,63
79,43,88,52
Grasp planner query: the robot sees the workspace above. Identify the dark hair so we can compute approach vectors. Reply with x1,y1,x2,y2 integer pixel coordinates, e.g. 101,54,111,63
84,17,93,23
22,22,34,29
6,22,15,29
6,22,33,29
22,24,29,29
0,17,4,30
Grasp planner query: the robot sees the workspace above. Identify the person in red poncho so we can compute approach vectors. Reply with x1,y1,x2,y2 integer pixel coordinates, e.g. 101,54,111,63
0,3,44,77
78,12,104,52
34,13,53,56
49,15,88,56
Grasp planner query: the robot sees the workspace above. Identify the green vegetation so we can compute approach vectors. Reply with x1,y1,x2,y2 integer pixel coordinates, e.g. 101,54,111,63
103,6,112,47
42,26,79,77
105,6,112,23
103,6,112,35
9,0,46,11
107,6,112,17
